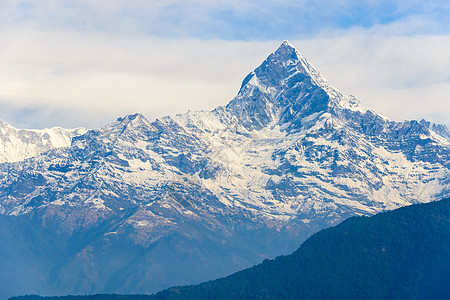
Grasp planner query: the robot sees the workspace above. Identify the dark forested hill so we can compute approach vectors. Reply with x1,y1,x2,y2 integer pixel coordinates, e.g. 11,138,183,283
151,197,450,299
11,198,450,300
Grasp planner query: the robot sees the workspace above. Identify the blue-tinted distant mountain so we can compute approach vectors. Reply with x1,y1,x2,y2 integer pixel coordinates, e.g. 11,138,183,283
1,42,450,298
11,198,450,299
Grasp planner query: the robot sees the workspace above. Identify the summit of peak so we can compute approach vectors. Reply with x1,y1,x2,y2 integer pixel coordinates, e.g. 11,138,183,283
277,40,298,54
118,112,143,120
114,113,152,132
270,41,301,65
117,113,148,124
281,40,294,46
237,41,327,92
227,42,366,130
79,112,152,144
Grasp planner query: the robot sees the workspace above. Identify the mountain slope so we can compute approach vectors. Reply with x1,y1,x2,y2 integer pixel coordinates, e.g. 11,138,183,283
0,120,87,163
1,41,450,297
11,198,450,299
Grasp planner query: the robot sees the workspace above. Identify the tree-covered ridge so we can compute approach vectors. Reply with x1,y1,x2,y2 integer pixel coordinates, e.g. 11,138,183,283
11,198,450,300
9,295,150,300
152,197,450,299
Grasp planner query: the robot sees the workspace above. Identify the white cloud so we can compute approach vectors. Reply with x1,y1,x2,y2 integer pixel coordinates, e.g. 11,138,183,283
294,33,450,125
0,2,449,129
0,29,276,128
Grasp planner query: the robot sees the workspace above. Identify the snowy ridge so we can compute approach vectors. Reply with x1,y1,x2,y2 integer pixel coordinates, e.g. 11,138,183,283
1,41,450,296
0,120,87,163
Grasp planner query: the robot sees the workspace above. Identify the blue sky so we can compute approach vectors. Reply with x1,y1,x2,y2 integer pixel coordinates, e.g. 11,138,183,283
6,1,450,38
0,0,450,128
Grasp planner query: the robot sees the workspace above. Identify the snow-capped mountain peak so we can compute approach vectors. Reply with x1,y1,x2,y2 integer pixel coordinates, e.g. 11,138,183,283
116,113,150,127
237,40,328,93
227,41,365,130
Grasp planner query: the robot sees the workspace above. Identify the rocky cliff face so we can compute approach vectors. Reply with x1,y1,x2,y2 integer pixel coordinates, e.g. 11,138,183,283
1,41,450,298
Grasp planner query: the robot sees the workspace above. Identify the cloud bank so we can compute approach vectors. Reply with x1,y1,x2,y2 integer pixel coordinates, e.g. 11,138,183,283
0,1,449,128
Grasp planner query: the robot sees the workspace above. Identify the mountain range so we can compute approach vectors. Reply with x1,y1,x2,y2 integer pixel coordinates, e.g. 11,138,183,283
1,41,450,298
